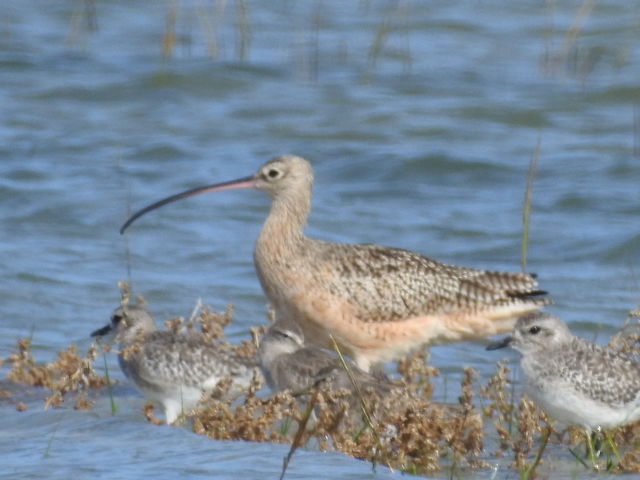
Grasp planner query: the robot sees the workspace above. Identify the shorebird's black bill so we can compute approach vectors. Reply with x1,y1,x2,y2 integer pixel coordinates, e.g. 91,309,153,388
486,336,513,351
120,175,256,234
91,324,112,338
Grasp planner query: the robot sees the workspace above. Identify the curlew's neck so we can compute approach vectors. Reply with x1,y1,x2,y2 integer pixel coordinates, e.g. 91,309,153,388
256,190,310,256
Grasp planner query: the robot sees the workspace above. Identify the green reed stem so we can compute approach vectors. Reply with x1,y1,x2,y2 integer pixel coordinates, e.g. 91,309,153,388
280,391,318,480
43,411,65,458
329,334,393,473
102,351,117,415
520,425,551,479
521,138,540,272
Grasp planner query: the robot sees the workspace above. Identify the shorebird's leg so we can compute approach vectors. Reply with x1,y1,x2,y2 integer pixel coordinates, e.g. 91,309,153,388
585,428,599,471
603,429,621,464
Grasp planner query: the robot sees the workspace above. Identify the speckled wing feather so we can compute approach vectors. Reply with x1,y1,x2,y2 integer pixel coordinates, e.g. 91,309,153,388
271,346,391,394
318,241,547,322
270,347,338,392
532,338,640,407
126,332,256,390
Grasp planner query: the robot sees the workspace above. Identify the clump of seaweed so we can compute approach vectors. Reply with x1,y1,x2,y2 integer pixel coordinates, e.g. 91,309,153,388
396,348,438,398
480,360,553,477
480,360,515,455
510,396,548,471
194,375,293,444
608,305,640,357
6,337,107,410
189,350,484,476
159,299,258,360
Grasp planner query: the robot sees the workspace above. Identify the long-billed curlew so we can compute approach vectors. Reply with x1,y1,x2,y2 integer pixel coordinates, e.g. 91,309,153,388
121,155,549,370
91,305,260,423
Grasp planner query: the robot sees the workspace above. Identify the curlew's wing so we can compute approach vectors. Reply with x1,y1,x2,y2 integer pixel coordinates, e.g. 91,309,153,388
316,242,548,323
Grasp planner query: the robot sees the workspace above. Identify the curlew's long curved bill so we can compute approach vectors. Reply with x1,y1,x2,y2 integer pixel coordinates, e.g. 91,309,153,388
120,175,256,234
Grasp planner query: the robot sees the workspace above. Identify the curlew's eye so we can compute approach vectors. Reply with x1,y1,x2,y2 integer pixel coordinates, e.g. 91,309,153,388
112,314,123,325
528,326,541,335
266,168,281,180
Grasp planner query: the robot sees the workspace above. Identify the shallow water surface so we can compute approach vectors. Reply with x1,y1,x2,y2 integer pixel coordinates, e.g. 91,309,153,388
1,1,639,479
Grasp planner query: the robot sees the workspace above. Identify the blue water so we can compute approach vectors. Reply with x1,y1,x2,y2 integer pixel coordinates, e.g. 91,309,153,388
1,1,639,478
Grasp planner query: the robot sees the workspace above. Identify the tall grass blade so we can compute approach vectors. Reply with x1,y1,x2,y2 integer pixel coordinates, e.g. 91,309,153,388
43,412,66,458
329,334,393,473
520,425,551,479
102,352,117,415
521,138,540,272
279,391,317,480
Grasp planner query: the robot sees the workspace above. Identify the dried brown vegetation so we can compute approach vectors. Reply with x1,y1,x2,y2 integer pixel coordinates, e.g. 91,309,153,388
6,337,107,410
154,306,486,474
189,349,484,476
163,302,259,360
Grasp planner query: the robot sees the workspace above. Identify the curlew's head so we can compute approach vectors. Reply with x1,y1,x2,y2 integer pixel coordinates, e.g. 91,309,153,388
91,304,156,345
255,155,314,199
120,155,313,233
486,312,573,355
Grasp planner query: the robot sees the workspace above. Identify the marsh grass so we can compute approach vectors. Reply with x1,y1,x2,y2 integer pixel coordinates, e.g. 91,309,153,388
162,0,178,58
519,425,551,480
540,0,626,82
101,352,117,415
521,139,540,272
6,336,107,410
66,0,97,48
157,0,252,61
43,411,66,458
233,0,250,61
280,390,318,480
365,1,412,81
329,334,394,472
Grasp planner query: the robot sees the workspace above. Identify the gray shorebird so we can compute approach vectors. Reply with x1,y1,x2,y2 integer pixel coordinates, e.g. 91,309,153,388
258,322,393,396
487,312,640,432
121,155,549,370
91,305,260,424
258,322,482,430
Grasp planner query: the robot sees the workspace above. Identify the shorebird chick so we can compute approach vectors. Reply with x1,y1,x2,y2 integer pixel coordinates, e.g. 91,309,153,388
91,305,260,424
258,322,480,427
487,312,640,432
258,322,393,397
121,155,549,371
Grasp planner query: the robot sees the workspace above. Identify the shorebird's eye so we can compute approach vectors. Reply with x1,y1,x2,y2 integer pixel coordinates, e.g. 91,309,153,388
528,326,541,335
266,168,281,180
112,314,123,325
274,329,290,339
